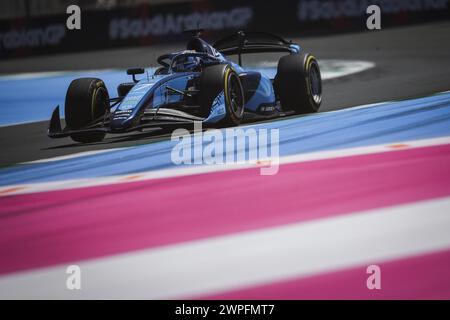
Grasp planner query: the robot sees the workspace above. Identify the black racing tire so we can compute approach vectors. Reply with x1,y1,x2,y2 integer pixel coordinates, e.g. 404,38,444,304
65,78,109,143
275,53,322,113
199,64,244,126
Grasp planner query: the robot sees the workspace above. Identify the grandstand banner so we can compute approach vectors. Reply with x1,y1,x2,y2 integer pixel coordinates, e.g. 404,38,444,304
1,0,449,58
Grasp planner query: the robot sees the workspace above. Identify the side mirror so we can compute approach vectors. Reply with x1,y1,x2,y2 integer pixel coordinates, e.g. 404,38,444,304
127,68,145,83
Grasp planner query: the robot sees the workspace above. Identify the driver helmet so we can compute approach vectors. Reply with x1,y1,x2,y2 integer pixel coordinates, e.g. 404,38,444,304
173,55,202,72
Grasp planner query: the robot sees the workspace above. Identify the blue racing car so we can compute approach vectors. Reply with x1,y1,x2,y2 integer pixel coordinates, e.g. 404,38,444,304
48,30,322,143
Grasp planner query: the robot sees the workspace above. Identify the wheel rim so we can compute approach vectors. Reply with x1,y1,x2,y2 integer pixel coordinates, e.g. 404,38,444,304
227,72,244,117
92,87,108,120
309,61,322,104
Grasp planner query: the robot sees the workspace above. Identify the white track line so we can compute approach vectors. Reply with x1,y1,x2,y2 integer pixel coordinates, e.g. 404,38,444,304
1,136,449,197
1,196,449,299
320,60,375,80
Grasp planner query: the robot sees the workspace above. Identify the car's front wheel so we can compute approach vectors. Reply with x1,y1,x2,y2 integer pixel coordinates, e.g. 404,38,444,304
65,78,109,143
199,64,245,126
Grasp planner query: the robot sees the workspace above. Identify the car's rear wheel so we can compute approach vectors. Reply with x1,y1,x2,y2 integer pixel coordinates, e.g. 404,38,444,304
275,53,322,113
199,64,244,126
65,78,109,143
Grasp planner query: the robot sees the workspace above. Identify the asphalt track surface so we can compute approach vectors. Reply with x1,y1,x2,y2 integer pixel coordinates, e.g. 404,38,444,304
1,21,450,166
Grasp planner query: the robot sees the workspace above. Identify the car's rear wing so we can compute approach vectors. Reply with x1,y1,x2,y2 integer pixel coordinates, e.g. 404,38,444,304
213,31,300,63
